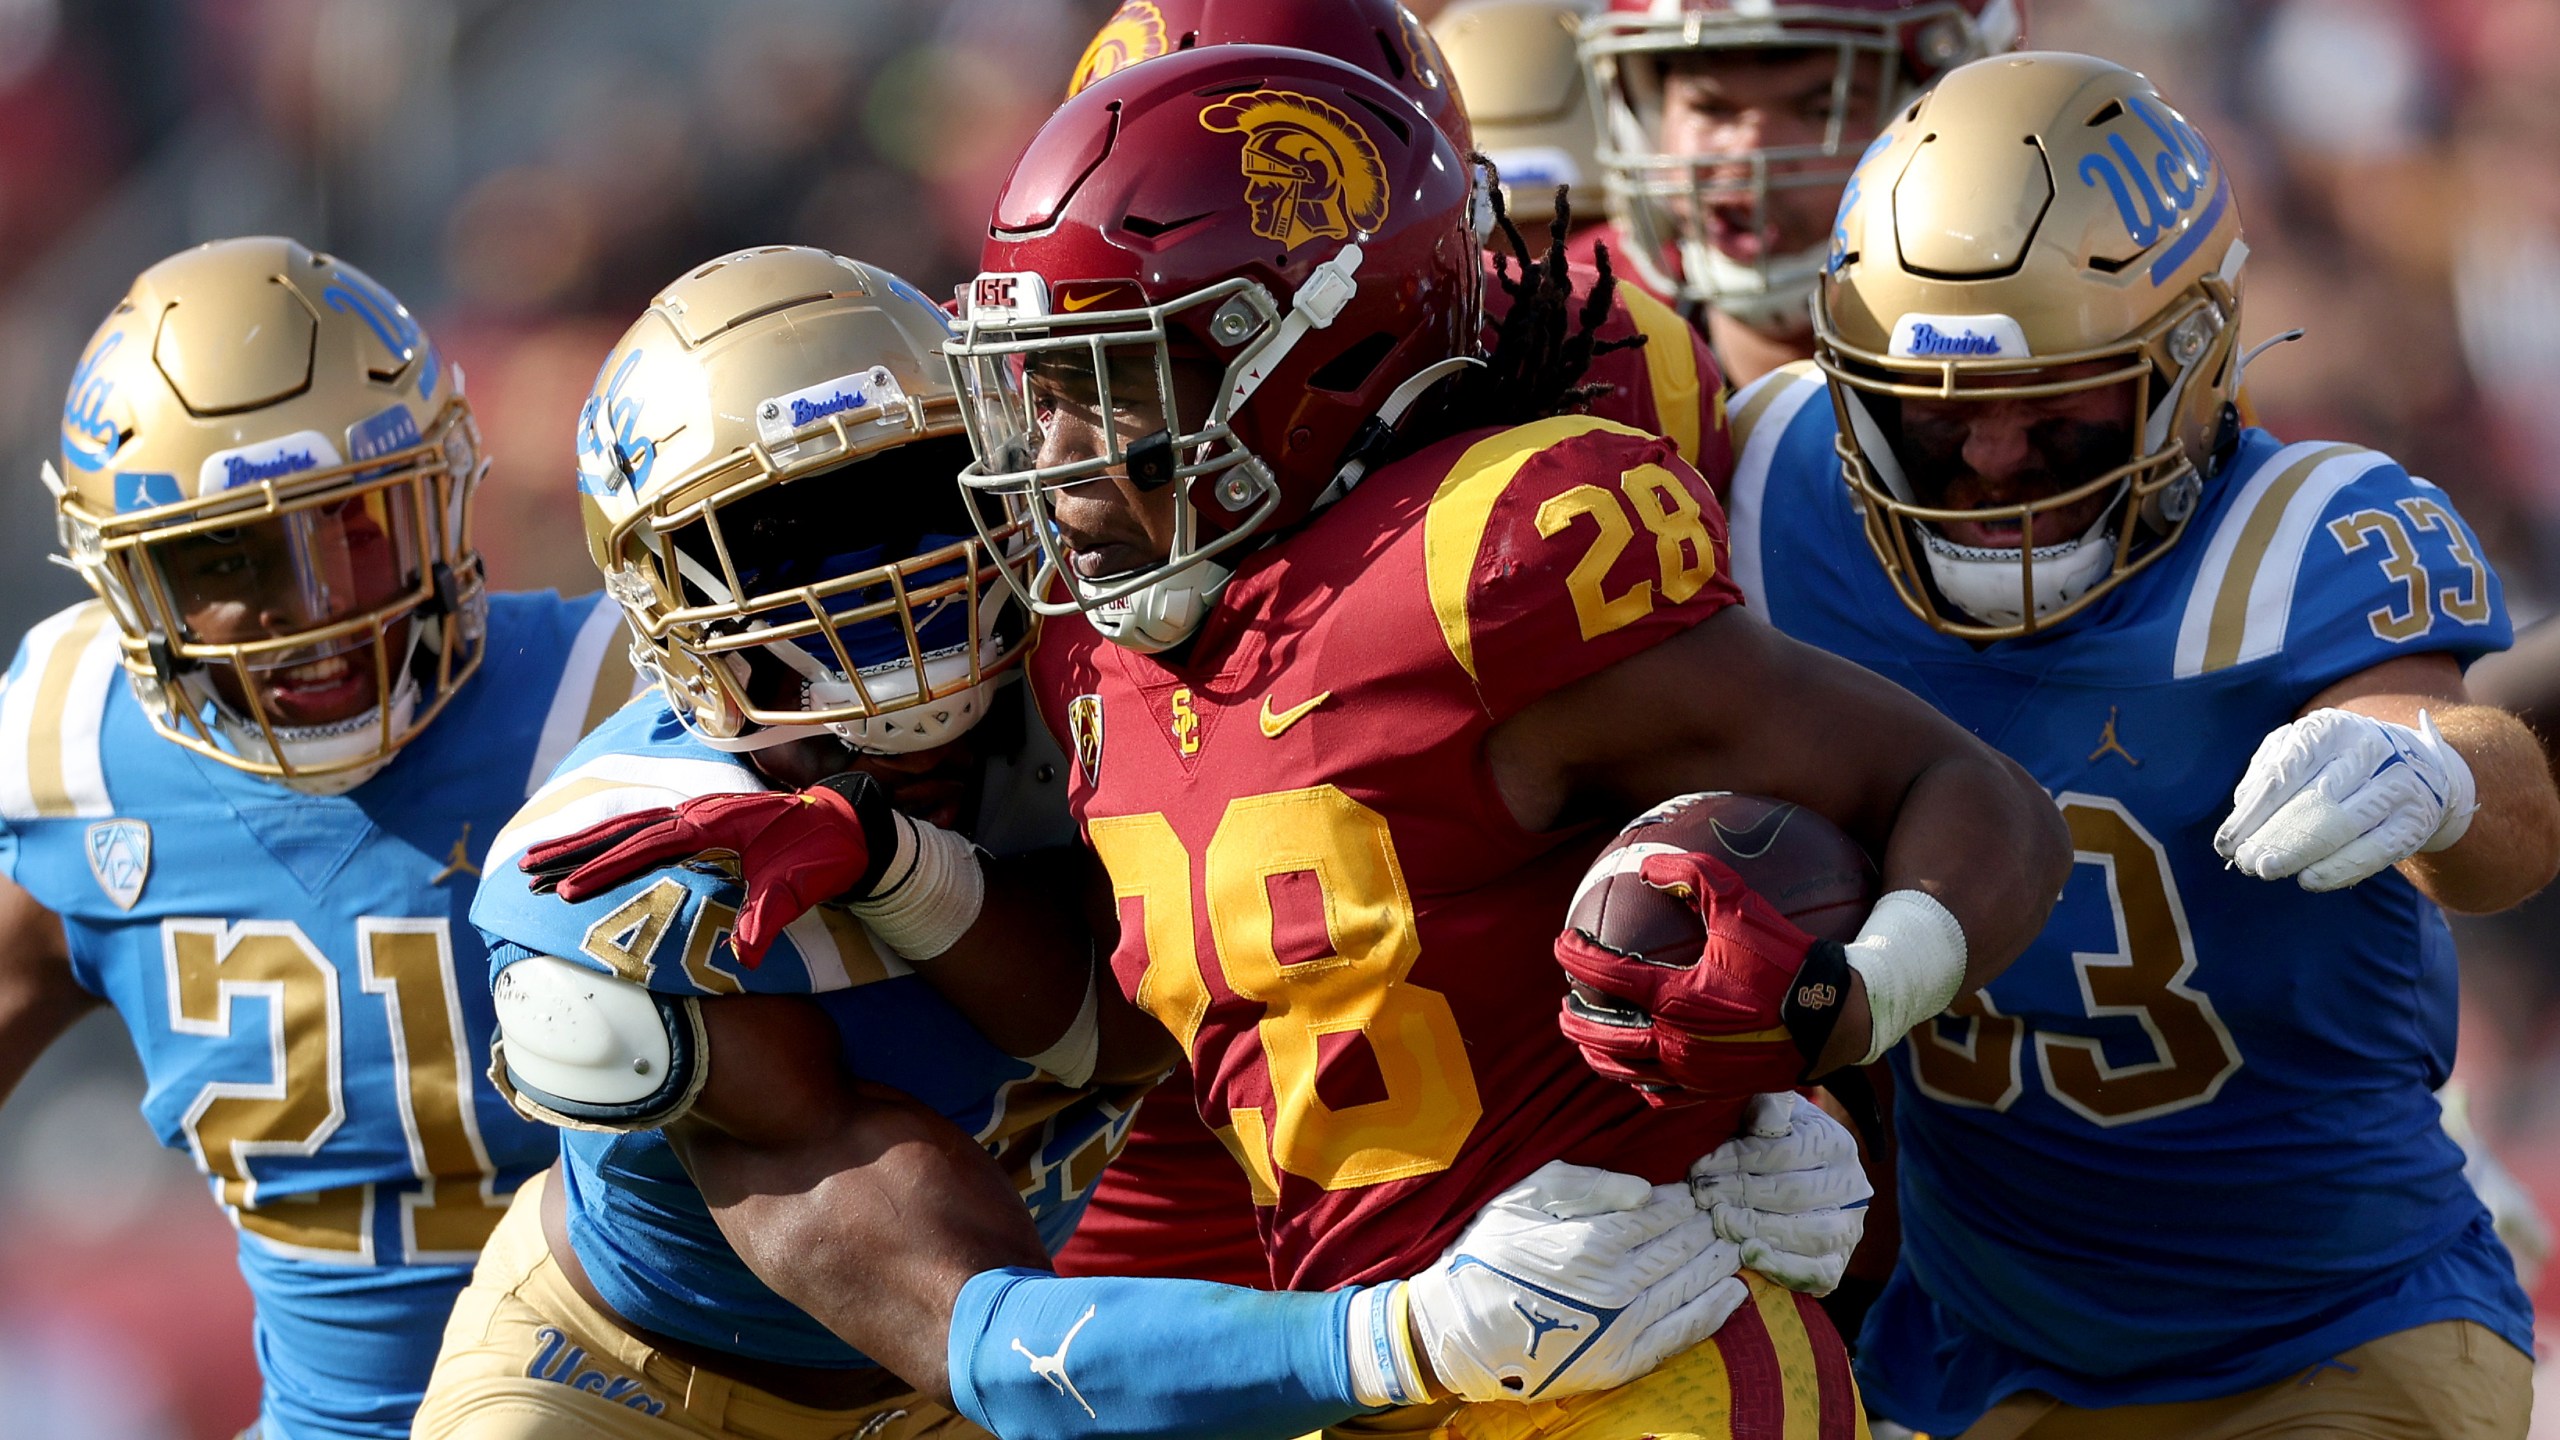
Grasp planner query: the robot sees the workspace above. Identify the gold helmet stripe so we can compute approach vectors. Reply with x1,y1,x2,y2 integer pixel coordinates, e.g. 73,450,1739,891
2172,444,2380,678
1616,285,1703,468
0,601,118,819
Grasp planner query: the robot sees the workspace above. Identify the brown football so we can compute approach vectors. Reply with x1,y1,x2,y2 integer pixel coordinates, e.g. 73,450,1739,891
1565,793,1878,973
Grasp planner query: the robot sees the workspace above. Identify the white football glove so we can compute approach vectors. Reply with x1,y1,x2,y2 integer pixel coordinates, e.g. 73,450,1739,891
2214,708,2476,892
1401,1160,1747,1403
1689,1092,1872,1296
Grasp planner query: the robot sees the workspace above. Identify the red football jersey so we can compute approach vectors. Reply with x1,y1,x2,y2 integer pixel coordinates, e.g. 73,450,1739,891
1031,417,1749,1290
1055,263,1737,1289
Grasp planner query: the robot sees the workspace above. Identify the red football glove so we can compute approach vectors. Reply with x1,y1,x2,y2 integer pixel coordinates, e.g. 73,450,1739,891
1555,850,1852,1107
519,772,894,967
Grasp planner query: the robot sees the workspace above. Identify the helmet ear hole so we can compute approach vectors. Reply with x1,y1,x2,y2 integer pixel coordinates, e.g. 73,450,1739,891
1309,331,1397,393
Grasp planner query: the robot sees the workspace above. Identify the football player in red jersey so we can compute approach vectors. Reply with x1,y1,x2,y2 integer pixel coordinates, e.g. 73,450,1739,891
1578,0,2020,386
1045,0,1729,1294
539,43,2068,1436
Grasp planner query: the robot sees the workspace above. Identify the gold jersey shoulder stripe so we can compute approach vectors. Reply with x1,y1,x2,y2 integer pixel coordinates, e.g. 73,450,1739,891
1728,360,1823,459
1,600,117,821
1422,415,1648,685
1616,285,1704,468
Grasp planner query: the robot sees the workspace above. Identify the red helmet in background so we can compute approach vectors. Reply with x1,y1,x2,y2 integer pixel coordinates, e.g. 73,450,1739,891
1582,0,2023,327
1068,0,1470,150
949,44,1481,652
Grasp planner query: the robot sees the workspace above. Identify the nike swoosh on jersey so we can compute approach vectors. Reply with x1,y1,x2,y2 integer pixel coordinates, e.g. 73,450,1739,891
1258,690,1332,738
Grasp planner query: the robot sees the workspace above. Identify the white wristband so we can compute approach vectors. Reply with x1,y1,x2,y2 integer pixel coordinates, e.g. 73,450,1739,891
847,813,984,960
1843,889,1968,1065
1345,1281,1431,1408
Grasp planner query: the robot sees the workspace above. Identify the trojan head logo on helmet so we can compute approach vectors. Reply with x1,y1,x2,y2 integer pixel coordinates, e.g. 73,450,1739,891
579,246,1030,756
1582,0,2021,327
1202,89,1393,249
1814,52,2247,640
948,45,1481,653
46,236,486,792
1065,0,1469,152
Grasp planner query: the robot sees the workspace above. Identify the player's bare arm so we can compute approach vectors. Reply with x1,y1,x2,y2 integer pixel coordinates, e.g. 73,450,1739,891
1492,604,2073,1074
2219,652,2560,914
0,877,96,1103
665,993,1054,1402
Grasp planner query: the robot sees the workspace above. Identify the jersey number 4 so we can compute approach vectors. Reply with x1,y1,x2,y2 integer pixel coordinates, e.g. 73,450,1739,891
1908,795,2243,1126
1091,785,1484,1199
164,916,510,1264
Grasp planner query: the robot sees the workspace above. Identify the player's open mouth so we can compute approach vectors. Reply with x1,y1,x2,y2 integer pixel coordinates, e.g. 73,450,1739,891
257,649,379,725
1705,203,1775,261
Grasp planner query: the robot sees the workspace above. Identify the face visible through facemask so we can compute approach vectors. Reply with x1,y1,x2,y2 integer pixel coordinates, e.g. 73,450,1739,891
1895,363,2138,550
160,495,418,728
1026,349,1220,582
1654,48,1886,275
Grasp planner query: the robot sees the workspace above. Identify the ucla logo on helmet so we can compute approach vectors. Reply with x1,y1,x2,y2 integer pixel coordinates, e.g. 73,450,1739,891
2077,94,2230,286
321,265,441,400
577,350,657,496
1888,313,2032,360
1200,89,1392,250
85,819,150,911
62,331,126,473
1070,0,1169,97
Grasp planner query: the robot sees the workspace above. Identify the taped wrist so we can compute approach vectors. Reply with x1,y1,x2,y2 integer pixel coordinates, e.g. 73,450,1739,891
1345,1282,1434,1408
847,812,984,960
948,1268,1367,1440
1843,889,1968,1065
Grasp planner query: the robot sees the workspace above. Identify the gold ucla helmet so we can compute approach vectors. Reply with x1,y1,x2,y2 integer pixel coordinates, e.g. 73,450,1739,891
1583,0,2021,327
1433,0,1605,213
1814,52,2247,639
47,236,485,792
579,246,1028,755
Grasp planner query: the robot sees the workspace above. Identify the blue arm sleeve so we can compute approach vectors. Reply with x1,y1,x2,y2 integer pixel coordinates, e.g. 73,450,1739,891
948,1268,1376,1440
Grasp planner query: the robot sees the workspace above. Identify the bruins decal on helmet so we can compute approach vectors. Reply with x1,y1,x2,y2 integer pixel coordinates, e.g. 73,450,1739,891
1199,89,1391,249
1069,0,1169,97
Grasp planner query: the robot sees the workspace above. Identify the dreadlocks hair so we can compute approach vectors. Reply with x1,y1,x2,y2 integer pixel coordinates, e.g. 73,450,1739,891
1423,160,1648,446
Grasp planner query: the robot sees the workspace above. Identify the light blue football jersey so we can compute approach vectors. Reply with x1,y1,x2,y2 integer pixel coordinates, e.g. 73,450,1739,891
0,589,637,1440
1725,364,2533,1428
472,685,1146,1370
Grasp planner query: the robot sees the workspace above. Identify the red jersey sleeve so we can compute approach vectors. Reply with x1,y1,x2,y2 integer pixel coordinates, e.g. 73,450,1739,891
1418,417,1742,724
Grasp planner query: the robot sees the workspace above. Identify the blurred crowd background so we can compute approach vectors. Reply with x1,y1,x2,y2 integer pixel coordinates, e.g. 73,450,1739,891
1,0,2557,1433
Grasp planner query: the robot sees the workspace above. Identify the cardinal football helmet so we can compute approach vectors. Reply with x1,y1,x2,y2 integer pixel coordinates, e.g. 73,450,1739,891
948,45,1481,652
1814,52,2247,639
1067,0,1469,151
1583,0,2021,326
578,246,1030,754
47,236,485,793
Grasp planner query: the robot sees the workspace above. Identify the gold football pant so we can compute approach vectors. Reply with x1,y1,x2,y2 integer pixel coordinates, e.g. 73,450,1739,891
410,1172,979,1440
1329,1273,1868,1440
1952,1319,2529,1440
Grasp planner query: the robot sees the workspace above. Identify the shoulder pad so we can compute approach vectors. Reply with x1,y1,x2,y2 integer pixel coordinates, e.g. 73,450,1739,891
1420,416,1739,721
491,953,708,1133
1722,362,1834,616
2174,442,2510,682
0,601,120,822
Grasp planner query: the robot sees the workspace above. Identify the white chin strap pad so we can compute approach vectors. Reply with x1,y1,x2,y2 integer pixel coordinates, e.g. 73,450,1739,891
1920,524,2118,630
490,954,708,1134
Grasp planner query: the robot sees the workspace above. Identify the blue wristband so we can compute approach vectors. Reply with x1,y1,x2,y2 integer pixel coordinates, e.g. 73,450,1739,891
947,1268,1373,1440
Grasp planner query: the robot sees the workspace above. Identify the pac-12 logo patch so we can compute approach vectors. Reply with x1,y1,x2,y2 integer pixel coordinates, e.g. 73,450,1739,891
1069,0,1167,96
85,819,150,911
1199,89,1391,250
1068,694,1105,785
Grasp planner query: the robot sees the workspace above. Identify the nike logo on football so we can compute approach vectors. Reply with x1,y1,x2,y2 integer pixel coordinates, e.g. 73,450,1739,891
1258,690,1332,738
